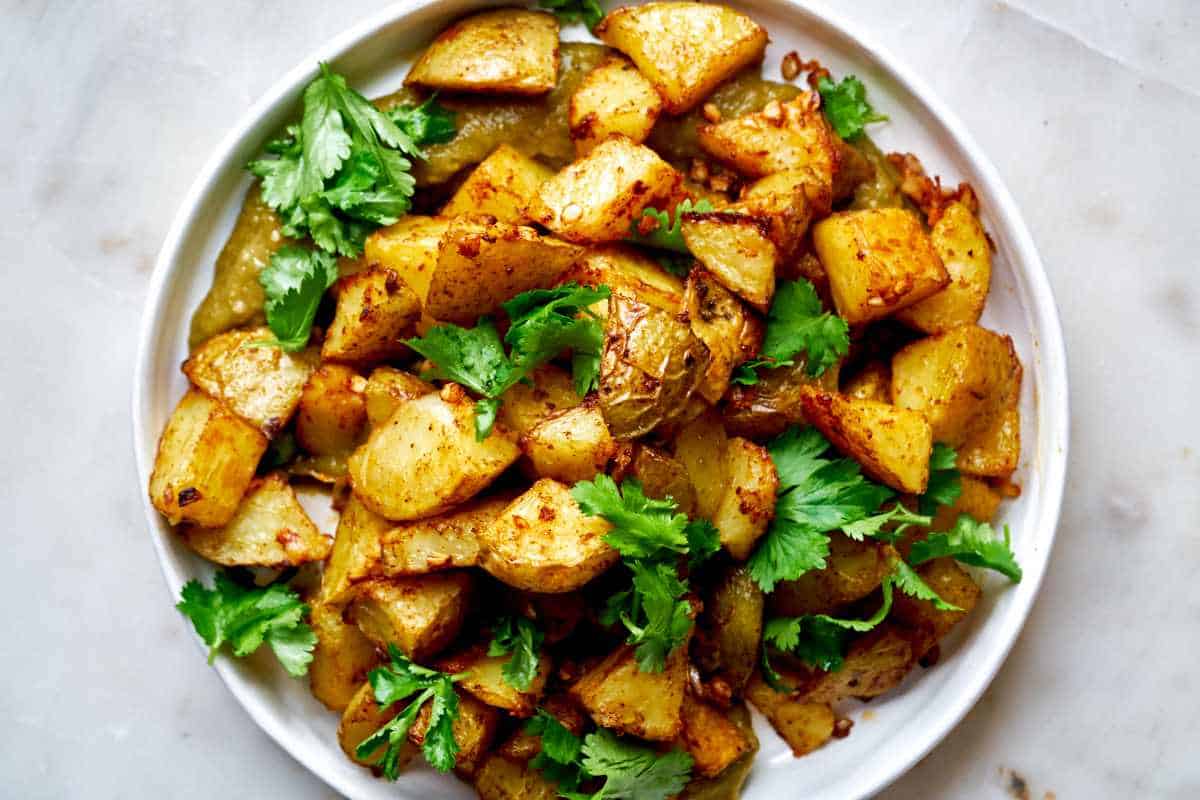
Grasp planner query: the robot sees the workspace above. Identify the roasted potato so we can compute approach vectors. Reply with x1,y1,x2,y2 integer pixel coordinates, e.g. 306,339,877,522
425,217,583,325
362,216,450,308
181,472,330,567
813,208,951,325
409,687,500,776
378,494,509,576
438,644,551,716
722,358,840,440
475,754,560,800
596,3,768,113
321,494,388,606
562,244,685,315
529,135,683,244
680,695,754,778
521,403,617,483
598,293,711,439
891,557,981,643
441,144,555,224
769,533,890,617
569,56,664,155
183,327,318,436
842,360,891,403
571,643,688,741
956,355,1022,477
629,445,697,517
497,364,583,436
477,478,618,593
348,387,520,521
684,268,764,403
745,673,835,756
737,172,816,257
678,704,758,799
890,324,1019,446
673,411,729,520
711,438,777,559
322,268,421,365
149,389,267,527
296,364,368,459
796,624,918,703
681,211,778,313
338,681,414,768
310,601,381,712
347,571,473,662
704,564,764,692
363,366,435,430
896,201,992,333
405,9,560,96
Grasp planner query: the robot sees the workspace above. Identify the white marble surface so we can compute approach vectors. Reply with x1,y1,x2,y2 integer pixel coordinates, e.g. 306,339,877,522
2,1,1197,797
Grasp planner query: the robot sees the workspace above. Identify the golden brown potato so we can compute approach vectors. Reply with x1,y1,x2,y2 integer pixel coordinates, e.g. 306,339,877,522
409,687,500,776
896,201,992,333
296,364,368,458
705,565,764,692
441,144,555,225
890,325,1020,447
569,56,664,155
406,9,559,96
363,216,450,308
796,624,917,703
181,472,330,567
812,208,950,325
711,438,777,560
322,268,421,364
497,694,588,762
310,602,381,713
842,361,891,403
349,387,520,521
956,354,1022,478
425,217,584,325
497,365,582,436
363,366,435,430
149,389,268,527
521,403,616,483
321,494,388,606
477,479,618,593
562,244,685,316
598,293,711,439
681,211,778,313
348,572,473,662
571,643,688,741
378,494,510,576
475,754,560,800
684,269,763,404
595,3,768,114
745,674,835,756
529,135,683,244
438,645,551,716
629,445,697,517
673,411,729,520
722,358,840,440
891,557,980,642
680,695,754,778
338,681,415,769
677,704,758,799
928,475,1002,533
769,533,890,617
798,387,933,494
183,327,318,436
736,173,816,257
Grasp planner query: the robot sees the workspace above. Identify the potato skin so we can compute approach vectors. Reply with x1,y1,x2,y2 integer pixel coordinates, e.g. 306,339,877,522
722,358,840,440
571,643,688,741
569,56,664,156
795,623,918,704
149,389,267,527
348,388,520,521
321,268,421,365
477,478,618,593
769,533,890,617
704,565,764,692
296,364,368,458
441,144,555,225
310,602,381,713
711,438,777,560
562,244,685,316
405,9,560,96
347,572,473,662
684,269,763,404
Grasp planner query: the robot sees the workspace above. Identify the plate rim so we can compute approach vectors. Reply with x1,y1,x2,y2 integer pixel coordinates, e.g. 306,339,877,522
131,1,1070,798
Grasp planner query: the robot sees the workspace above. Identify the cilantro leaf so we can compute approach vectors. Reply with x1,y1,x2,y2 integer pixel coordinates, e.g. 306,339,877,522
919,443,963,515
539,0,605,31
503,283,611,396
176,571,316,677
626,198,714,254
684,519,721,570
526,709,584,766
841,503,932,543
581,729,694,800
571,476,691,560
817,75,888,140
356,645,465,778
389,95,457,147
258,431,298,472
623,561,694,673
408,317,514,398
890,559,961,612
487,616,545,692
734,279,849,384
256,246,338,351
910,515,1023,582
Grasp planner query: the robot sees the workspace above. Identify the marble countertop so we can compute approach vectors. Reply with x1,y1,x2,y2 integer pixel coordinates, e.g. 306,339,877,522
2,1,1197,797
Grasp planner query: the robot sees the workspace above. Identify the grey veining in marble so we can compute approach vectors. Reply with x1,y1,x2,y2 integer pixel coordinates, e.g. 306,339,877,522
1,1,1197,798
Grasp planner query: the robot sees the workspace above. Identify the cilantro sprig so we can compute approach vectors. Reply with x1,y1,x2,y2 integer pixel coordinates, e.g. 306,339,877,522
389,95,456,147
407,283,611,439
356,645,466,778
539,0,606,32
816,75,888,141
255,246,339,351
731,279,849,385
525,710,694,800
919,443,963,515
487,616,545,692
176,571,317,677
626,198,714,254
911,515,1023,583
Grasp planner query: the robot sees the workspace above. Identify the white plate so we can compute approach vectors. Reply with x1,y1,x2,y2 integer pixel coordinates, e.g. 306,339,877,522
132,1,1069,797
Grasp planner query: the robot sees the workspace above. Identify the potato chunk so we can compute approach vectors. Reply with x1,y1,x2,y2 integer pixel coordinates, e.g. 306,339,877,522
683,268,763,403
379,494,510,576
569,57,664,156
796,624,917,703
680,695,754,778
529,136,683,244
740,169,820,249
890,325,1020,446
321,494,388,606
842,361,891,403
440,144,555,225
477,479,618,593
745,674,834,756
681,212,778,312
812,208,950,324
182,327,317,436
363,366,435,430
571,643,688,741
711,438,777,560
348,572,473,662
703,565,763,693
181,473,330,567
425,218,583,325
475,754,559,800
348,388,520,521
295,364,367,458
769,533,890,617
595,3,768,113
406,9,559,96
149,389,267,527
363,216,450,307
438,645,551,716
562,244,685,316
497,365,582,436
310,601,381,712
338,682,414,768
629,445,697,517
891,557,980,642
409,687,500,776
322,267,421,364
521,404,616,483
896,201,992,333
956,354,1022,478
798,387,933,494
